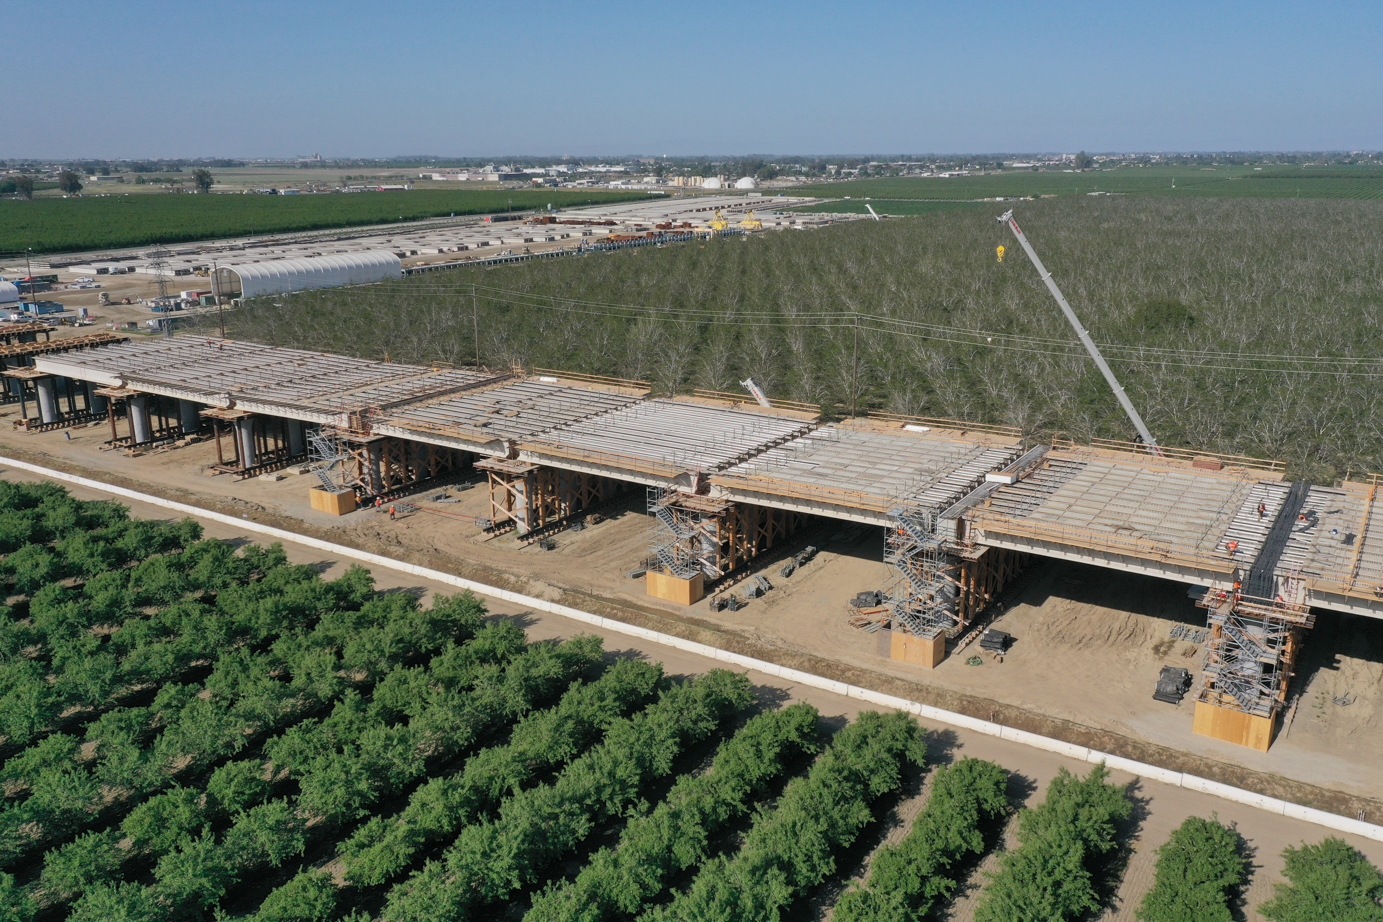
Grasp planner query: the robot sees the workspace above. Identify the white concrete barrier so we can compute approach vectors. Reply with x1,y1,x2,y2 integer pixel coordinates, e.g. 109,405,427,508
4,454,1381,844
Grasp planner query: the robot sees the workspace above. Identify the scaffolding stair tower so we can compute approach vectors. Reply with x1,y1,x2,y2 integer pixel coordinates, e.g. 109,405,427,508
1196,480,1314,728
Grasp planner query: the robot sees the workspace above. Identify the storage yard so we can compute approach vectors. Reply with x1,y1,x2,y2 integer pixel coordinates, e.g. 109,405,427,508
4,335,1382,809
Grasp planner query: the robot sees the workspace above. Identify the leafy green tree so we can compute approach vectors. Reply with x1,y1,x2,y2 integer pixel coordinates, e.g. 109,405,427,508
1074,151,1095,169
1260,837,1383,922
58,170,83,194
39,829,124,903
1137,815,1247,922
192,168,214,193
5,543,61,595
974,763,1132,922
0,871,35,922
11,174,34,199
834,757,1010,922
253,869,337,922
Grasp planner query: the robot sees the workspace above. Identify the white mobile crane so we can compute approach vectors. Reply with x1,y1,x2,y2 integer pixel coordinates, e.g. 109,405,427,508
998,209,1161,456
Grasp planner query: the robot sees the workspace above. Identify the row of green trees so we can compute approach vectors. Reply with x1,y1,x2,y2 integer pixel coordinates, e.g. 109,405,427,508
974,764,1132,921
640,710,926,921
337,657,666,889
56,630,602,922
380,670,755,921
834,757,1011,922
524,702,822,922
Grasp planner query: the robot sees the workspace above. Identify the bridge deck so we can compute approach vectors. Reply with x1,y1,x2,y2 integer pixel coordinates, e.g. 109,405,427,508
28,336,1383,620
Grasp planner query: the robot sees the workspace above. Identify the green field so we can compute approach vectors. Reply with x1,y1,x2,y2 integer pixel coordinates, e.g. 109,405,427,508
784,164,1383,202
0,189,653,255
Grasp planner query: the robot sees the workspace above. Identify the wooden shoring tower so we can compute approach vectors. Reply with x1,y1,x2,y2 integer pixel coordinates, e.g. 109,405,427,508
648,489,803,580
477,458,621,534
954,546,1028,624
204,408,303,477
333,432,469,498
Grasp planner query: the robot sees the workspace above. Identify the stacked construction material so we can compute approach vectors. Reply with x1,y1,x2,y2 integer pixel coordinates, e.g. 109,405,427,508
980,629,1012,654
851,590,886,609
1153,666,1193,704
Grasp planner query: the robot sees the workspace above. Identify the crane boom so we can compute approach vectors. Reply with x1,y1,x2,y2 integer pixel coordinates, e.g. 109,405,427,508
998,209,1160,454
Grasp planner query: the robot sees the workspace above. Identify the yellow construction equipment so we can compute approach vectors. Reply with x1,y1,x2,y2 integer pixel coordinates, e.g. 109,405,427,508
738,210,763,231
706,209,730,232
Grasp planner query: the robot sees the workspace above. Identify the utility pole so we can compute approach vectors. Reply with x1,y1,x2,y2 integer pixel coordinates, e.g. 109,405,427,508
23,248,34,311
999,209,1160,454
211,259,224,338
472,283,480,370
850,314,859,417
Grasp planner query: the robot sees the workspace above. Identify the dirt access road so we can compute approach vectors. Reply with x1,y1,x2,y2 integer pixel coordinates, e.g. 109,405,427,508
1,421,1381,824
1,462,1379,921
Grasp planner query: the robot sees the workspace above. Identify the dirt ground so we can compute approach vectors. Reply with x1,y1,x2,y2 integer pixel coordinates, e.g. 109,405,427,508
1,461,1378,922
3,420,1382,816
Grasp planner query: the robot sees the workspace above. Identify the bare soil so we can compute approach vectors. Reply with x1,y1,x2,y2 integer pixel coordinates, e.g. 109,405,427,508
2,422,1382,827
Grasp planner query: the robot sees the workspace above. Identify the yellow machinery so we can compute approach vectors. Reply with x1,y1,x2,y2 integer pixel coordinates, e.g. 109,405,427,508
706,209,729,232
737,210,763,231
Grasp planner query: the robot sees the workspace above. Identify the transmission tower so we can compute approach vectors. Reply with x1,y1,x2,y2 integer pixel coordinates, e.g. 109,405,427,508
146,247,172,304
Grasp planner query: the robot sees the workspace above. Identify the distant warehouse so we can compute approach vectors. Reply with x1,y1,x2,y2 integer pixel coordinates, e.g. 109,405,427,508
213,251,402,300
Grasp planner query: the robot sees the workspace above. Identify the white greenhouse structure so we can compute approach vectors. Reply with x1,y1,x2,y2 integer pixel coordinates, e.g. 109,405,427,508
214,251,402,300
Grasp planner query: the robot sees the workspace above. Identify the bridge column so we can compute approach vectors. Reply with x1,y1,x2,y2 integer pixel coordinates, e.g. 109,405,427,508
34,376,59,425
286,420,305,458
86,383,108,416
177,399,201,436
127,394,153,443
234,417,257,469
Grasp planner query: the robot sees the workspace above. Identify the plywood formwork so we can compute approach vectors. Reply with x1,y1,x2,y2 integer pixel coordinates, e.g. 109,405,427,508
309,488,356,516
711,419,1022,524
966,449,1275,587
1193,700,1276,752
525,398,818,485
34,338,498,426
375,376,647,458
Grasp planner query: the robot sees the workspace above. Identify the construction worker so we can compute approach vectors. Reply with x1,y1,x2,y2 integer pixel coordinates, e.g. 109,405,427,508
389,505,396,521
374,497,383,513
1226,540,1239,556
1257,501,1267,520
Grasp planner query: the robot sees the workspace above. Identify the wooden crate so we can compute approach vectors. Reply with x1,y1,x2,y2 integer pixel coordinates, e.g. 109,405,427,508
1192,700,1276,751
891,630,947,668
645,570,705,605
309,488,356,516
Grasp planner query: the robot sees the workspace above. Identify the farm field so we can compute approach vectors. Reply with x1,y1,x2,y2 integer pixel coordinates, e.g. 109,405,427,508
226,194,1383,482
783,164,1383,202
3,477,1382,921
0,189,652,256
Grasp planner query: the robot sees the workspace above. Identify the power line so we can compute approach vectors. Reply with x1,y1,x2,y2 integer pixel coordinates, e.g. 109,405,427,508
268,284,1383,378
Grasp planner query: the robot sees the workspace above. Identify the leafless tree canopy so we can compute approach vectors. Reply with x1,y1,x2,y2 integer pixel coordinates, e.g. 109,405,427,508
223,196,1383,481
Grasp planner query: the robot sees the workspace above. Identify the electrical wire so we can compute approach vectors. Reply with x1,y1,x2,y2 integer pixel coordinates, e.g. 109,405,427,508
273,282,1383,377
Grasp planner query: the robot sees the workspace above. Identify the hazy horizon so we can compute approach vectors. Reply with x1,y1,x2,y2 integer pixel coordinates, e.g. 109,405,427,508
7,0,1381,159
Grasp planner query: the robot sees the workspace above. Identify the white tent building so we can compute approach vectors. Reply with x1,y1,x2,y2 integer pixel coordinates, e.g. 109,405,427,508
214,251,402,300
0,282,19,304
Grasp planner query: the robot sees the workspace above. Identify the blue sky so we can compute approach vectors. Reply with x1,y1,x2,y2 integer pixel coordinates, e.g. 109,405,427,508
8,0,1380,158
